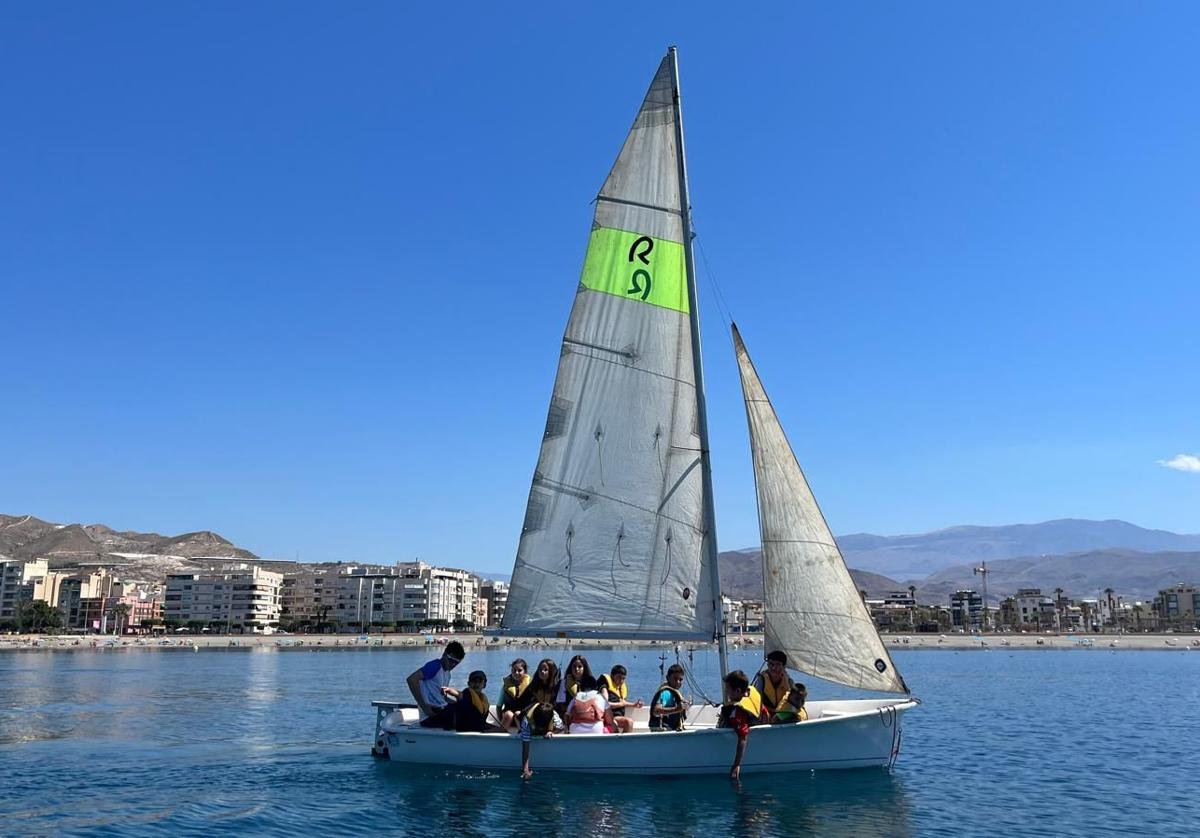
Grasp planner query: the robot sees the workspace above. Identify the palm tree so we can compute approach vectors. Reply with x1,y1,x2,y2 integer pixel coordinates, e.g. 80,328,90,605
907,586,917,630
1054,587,1064,630
110,602,132,636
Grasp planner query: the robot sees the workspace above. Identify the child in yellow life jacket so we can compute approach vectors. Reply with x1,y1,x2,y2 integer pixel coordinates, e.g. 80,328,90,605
497,658,531,730
718,669,763,781
419,670,501,733
770,683,808,724
752,650,794,721
600,665,643,733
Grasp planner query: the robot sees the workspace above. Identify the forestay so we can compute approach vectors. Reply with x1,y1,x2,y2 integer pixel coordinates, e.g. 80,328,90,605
502,55,716,640
733,325,908,693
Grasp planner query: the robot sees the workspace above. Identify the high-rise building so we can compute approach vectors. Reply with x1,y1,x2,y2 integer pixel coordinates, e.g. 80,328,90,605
164,564,282,632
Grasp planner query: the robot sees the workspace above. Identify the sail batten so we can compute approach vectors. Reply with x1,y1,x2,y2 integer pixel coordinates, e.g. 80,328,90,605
733,324,908,695
502,52,715,640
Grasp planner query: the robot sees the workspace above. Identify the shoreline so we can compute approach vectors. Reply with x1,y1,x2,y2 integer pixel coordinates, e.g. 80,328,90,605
2,631,1198,653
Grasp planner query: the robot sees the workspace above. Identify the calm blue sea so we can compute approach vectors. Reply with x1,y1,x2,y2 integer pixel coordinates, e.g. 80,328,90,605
1,645,1196,837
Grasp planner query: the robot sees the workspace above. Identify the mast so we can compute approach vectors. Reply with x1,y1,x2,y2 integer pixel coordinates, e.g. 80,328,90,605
669,46,728,678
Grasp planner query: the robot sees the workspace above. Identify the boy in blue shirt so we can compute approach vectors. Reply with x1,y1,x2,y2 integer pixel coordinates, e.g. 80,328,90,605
406,640,465,718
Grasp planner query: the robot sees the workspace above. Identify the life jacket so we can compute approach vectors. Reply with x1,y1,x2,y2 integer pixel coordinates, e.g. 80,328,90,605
466,687,491,717
772,698,808,723
526,679,557,708
569,692,604,726
648,683,686,730
600,674,628,715
718,686,764,729
561,675,581,703
500,674,531,710
754,671,794,714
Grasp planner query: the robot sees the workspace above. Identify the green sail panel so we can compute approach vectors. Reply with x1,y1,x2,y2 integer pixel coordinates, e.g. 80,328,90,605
503,53,715,640
580,227,688,313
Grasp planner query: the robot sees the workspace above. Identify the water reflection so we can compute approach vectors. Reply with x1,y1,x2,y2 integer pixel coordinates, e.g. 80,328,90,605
371,763,912,837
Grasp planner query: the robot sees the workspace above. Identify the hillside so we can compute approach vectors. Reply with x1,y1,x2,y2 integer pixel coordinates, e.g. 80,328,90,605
0,513,258,581
910,549,1200,603
837,519,1200,578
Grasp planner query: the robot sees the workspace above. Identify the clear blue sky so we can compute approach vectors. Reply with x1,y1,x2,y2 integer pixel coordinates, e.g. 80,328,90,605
3,2,1197,574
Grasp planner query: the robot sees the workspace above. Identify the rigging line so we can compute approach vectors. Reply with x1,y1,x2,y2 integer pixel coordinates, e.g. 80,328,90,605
693,227,735,327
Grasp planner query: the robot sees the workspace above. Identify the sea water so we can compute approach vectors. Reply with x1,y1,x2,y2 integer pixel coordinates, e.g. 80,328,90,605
1,644,1196,836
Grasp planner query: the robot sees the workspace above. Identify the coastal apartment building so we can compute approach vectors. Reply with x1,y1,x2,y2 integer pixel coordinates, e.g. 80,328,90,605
1156,583,1200,628
164,564,282,631
0,558,48,619
479,580,508,629
949,590,985,630
281,561,483,630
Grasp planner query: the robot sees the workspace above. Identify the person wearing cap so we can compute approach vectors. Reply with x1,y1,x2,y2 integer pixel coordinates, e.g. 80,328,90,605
751,650,794,720
407,639,466,718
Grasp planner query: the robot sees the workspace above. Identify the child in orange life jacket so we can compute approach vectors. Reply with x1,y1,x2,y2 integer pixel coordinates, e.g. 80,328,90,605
649,664,690,730
600,664,643,733
770,683,808,724
718,669,764,781
564,674,616,735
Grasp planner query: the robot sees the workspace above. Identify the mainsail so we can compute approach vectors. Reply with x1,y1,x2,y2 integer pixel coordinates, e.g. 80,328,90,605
733,324,908,693
502,52,717,640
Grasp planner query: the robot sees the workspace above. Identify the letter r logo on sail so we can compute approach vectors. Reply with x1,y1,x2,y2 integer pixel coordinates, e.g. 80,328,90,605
579,227,689,313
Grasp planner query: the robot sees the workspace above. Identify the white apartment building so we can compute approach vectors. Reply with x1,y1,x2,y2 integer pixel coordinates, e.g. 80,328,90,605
164,564,282,631
479,580,508,628
281,562,481,630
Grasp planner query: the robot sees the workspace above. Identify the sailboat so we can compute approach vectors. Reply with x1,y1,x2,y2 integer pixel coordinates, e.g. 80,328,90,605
372,47,917,774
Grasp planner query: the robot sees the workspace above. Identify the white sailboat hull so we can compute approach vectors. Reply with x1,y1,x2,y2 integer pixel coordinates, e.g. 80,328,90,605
372,698,916,775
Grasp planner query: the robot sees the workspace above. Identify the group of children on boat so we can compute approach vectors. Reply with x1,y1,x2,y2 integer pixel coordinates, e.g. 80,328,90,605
406,643,807,779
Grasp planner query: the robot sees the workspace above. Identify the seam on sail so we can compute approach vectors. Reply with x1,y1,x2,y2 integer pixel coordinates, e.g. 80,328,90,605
531,476,704,532
562,340,698,388
595,194,682,216
507,562,700,626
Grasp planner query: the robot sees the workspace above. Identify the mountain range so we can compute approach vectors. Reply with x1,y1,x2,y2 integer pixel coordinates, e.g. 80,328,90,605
4,513,1198,602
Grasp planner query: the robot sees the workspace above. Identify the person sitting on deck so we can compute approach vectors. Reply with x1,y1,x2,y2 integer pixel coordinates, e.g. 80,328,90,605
564,674,616,735
648,664,690,731
718,669,764,781
517,658,560,718
752,650,794,721
599,664,643,733
770,683,808,724
497,658,531,730
555,654,595,715
419,670,503,732
406,640,464,718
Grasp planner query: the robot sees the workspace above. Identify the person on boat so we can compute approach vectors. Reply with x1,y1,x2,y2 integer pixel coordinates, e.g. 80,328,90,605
517,658,560,716
599,664,643,733
770,683,808,724
418,669,501,732
648,663,690,731
519,702,563,780
406,640,465,718
752,650,794,721
718,669,764,781
497,658,531,730
564,674,616,735
555,654,595,714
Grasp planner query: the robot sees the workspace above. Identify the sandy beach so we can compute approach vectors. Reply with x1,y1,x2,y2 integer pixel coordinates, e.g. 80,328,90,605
2,631,1198,652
